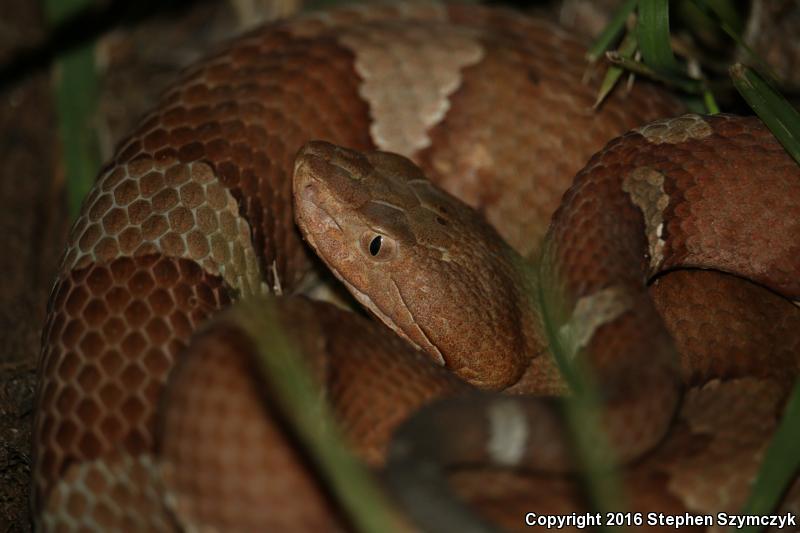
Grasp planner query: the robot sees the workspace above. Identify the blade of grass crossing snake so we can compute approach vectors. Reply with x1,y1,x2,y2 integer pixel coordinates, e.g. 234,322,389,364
730,64,800,166
235,298,405,533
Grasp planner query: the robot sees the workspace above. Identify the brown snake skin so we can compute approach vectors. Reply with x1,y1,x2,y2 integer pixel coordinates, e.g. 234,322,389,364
32,2,800,532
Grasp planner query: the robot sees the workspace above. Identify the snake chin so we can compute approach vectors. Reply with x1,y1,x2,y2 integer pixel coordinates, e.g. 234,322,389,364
348,275,446,366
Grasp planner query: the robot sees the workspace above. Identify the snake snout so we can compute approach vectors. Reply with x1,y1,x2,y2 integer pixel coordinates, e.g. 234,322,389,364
296,140,372,182
294,141,326,180
293,143,333,198
296,140,336,161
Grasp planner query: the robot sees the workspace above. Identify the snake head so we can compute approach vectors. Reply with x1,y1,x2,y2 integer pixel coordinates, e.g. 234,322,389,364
293,141,538,390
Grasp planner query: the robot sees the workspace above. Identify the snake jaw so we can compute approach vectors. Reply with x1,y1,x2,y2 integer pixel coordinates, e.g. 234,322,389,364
390,277,447,366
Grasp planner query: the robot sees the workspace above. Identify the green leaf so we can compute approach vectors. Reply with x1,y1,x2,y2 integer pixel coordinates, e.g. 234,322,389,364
690,0,779,81
735,380,800,533
637,0,683,75
605,51,706,94
536,277,625,533
586,0,638,62
237,299,403,533
687,0,744,37
702,89,720,114
731,64,800,166
594,31,639,108
42,0,101,218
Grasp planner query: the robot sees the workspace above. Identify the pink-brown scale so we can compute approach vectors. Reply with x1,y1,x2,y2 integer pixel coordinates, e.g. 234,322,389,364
35,255,229,514
159,313,343,532
415,4,685,257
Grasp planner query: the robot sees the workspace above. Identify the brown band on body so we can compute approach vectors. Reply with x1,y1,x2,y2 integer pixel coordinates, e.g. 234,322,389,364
71,29,376,295
34,255,230,510
158,314,343,532
629,115,800,297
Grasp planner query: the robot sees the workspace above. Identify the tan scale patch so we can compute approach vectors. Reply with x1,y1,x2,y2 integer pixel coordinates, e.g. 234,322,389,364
42,455,172,532
622,166,670,271
62,159,267,298
557,286,633,358
635,113,712,145
337,23,483,157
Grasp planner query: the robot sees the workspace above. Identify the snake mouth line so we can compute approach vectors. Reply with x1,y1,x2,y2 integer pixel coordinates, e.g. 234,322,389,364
390,277,446,366
334,271,423,357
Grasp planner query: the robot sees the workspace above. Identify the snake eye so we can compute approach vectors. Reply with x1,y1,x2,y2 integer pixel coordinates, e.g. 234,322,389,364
360,232,396,261
369,235,382,256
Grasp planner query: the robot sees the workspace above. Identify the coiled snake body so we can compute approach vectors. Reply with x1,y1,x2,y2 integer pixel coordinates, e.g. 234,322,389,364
33,2,800,531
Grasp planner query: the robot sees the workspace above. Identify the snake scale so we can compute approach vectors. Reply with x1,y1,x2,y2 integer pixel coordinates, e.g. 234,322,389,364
32,2,800,532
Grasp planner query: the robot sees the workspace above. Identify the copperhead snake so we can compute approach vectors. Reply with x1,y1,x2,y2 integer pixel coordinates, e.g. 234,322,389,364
32,2,800,531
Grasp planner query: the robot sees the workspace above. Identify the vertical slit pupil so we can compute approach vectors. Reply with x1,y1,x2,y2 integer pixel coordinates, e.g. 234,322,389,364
369,235,382,256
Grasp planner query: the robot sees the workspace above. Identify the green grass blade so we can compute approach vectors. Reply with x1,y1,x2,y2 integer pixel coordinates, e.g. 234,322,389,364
42,0,101,218
586,0,638,62
637,0,683,76
735,380,800,533
681,0,743,36
702,89,720,114
701,0,743,33
606,51,706,94
594,31,638,108
236,299,403,533
690,0,779,82
536,281,625,533
730,63,800,533
730,64,800,166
